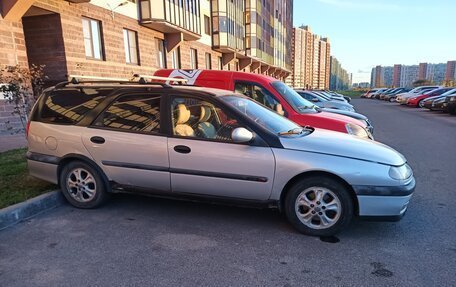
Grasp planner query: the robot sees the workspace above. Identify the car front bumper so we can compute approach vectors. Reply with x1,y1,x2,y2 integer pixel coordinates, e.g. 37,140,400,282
353,177,415,219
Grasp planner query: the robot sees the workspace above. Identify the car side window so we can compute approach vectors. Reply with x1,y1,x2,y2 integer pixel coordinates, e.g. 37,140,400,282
234,82,282,114
171,97,241,142
94,94,160,133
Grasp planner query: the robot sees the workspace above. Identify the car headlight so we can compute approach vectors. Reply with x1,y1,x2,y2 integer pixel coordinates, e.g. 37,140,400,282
389,164,412,180
345,123,370,139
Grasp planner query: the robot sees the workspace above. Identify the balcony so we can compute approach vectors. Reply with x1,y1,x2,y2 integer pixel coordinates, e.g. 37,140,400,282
139,0,201,41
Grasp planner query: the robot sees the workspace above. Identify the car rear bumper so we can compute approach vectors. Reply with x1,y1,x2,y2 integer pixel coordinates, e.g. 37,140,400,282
353,178,415,218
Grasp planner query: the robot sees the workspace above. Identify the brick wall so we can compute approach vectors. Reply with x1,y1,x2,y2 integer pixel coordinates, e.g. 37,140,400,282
22,13,67,82
0,15,27,135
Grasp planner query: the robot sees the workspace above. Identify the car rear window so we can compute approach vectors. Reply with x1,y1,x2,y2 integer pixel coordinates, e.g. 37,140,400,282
40,88,113,124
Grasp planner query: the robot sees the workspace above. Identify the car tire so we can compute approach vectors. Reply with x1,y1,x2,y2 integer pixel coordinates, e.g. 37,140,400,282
284,176,354,236
60,160,110,209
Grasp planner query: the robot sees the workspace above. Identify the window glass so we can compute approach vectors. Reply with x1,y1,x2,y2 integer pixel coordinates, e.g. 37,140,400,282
82,18,103,60
205,53,211,69
41,88,112,124
234,82,280,111
271,81,317,113
95,94,160,133
204,15,211,35
221,96,300,135
190,48,198,69
171,97,240,141
172,47,181,69
156,38,166,68
123,29,139,64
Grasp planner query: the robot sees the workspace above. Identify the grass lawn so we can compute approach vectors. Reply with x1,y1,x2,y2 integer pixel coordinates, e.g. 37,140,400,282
0,148,56,209
336,90,366,98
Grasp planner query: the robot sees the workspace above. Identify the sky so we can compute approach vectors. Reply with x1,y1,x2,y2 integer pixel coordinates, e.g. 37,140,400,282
292,0,456,83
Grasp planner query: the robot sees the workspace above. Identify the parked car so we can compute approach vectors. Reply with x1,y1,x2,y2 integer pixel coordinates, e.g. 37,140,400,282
383,88,411,102
367,88,388,99
362,88,382,98
446,94,456,115
27,76,415,236
406,87,454,107
396,86,441,104
326,91,352,103
379,88,400,100
421,89,456,109
154,70,372,139
373,88,394,99
294,90,373,134
295,90,355,111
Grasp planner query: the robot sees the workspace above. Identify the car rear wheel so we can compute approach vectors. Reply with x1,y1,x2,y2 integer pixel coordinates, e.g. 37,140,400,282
284,176,354,236
60,161,109,208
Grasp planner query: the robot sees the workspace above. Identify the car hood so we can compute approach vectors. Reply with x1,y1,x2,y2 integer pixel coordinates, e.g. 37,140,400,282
321,101,353,109
321,108,368,121
310,110,367,127
280,128,406,166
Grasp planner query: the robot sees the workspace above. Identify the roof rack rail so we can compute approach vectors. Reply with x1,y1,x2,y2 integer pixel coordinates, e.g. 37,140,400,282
54,74,174,89
133,74,188,84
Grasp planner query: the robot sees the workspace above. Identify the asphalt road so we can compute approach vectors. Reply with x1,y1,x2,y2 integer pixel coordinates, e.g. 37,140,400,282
1,99,455,287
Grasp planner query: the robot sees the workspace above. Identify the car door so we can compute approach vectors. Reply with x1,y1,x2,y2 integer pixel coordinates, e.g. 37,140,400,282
167,94,275,200
81,92,170,192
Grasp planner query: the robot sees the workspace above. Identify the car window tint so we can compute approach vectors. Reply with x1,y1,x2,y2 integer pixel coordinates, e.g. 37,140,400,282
171,97,240,142
40,88,112,124
95,94,160,133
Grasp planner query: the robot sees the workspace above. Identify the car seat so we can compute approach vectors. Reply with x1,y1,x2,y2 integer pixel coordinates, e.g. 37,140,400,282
174,104,194,136
197,105,216,138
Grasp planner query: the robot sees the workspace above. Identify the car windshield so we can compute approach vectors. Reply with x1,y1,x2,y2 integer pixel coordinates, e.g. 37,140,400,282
221,95,309,136
271,81,317,113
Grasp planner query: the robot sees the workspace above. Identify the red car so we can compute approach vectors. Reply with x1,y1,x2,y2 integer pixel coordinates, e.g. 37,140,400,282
406,87,453,107
153,69,372,139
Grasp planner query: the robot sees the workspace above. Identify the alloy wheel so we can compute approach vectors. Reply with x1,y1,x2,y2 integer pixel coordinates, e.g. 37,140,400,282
295,187,341,229
66,168,97,203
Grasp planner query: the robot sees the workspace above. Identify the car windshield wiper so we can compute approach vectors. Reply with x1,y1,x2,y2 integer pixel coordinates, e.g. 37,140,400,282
278,126,313,136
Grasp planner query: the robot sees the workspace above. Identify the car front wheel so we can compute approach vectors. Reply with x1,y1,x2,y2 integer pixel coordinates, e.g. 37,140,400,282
60,161,109,208
284,176,354,236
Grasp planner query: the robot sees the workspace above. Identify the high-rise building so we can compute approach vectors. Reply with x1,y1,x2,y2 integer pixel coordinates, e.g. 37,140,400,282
426,63,446,84
400,65,419,88
446,60,456,80
288,25,332,89
418,63,428,79
393,64,402,87
329,56,350,90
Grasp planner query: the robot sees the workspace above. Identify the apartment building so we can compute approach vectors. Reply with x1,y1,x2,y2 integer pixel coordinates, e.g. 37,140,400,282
374,62,451,88
0,0,293,133
329,56,350,90
287,25,313,88
445,60,456,81
287,25,331,90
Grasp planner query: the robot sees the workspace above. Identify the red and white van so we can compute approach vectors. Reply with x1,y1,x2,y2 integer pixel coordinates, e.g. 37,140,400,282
154,69,372,139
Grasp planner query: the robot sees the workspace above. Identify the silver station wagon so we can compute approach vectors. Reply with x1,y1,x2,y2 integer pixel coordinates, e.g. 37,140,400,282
26,77,415,236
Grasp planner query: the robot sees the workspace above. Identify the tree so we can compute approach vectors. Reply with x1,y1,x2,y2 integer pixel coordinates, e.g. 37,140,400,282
0,64,47,135
412,79,433,87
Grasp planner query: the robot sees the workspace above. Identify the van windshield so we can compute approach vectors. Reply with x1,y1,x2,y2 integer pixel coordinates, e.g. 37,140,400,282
271,81,318,113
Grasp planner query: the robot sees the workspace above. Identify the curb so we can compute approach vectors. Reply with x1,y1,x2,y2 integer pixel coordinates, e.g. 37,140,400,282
0,190,65,231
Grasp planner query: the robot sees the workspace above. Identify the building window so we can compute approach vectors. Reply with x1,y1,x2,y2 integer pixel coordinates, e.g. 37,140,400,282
156,38,166,68
190,48,198,69
123,29,139,65
172,47,181,69
204,15,211,35
205,53,212,69
82,17,104,60
218,56,223,70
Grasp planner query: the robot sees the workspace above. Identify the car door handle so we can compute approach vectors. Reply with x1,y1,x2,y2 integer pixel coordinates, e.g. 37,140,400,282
174,145,191,154
90,136,105,144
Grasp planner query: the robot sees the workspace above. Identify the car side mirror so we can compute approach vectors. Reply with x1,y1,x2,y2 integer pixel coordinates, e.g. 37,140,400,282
232,127,254,143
